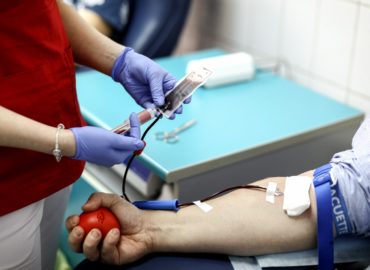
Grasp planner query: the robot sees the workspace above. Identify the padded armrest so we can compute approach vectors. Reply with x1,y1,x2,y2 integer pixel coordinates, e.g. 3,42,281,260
230,237,370,268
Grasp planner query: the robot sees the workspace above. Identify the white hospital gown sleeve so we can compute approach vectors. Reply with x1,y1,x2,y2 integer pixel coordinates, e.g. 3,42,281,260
330,117,370,236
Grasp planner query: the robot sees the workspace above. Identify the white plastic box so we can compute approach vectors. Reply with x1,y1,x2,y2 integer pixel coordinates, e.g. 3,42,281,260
186,52,255,88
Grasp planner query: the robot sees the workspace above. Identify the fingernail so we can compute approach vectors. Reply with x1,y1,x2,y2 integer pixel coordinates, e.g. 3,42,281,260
112,229,120,236
139,140,145,148
74,227,82,238
109,229,119,242
136,140,145,149
155,98,164,106
91,230,100,239
134,141,146,156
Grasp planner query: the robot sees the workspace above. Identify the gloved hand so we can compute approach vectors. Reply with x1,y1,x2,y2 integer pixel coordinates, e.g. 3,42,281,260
111,47,191,119
70,113,144,167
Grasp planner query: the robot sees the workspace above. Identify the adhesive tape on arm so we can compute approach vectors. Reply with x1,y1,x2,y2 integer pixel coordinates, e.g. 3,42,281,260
193,201,213,213
283,176,312,216
266,182,278,204
186,52,255,88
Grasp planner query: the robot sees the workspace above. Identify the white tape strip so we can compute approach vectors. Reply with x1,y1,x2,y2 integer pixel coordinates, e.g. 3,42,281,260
266,182,278,204
193,201,213,213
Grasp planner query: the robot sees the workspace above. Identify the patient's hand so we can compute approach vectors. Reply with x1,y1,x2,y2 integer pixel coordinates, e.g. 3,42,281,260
65,192,152,264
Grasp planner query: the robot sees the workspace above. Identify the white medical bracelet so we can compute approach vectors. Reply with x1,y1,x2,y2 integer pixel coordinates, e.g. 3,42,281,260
53,123,65,162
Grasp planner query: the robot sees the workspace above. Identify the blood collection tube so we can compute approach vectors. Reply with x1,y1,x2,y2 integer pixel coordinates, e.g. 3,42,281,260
112,67,212,133
159,67,212,118
111,108,157,134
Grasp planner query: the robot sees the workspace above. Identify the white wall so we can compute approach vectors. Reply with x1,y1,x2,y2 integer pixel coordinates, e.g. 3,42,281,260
175,0,370,115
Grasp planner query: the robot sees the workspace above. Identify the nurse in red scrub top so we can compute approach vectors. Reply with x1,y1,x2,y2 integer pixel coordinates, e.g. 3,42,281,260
0,1,185,269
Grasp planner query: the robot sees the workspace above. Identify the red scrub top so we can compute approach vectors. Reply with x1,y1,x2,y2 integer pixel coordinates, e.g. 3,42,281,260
0,0,86,215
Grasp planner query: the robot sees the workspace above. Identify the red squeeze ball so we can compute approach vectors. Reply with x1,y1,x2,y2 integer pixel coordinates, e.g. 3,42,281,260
79,208,121,238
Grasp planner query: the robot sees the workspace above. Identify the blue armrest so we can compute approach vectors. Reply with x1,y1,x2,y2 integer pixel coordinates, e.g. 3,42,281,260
230,237,370,268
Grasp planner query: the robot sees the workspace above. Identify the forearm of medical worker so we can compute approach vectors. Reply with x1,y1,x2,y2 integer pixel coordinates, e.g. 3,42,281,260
57,0,183,112
57,0,123,76
0,106,76,156
66,171,318,265
0,106,143,167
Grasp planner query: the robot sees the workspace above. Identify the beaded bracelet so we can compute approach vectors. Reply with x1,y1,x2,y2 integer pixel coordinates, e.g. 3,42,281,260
53,123,64,162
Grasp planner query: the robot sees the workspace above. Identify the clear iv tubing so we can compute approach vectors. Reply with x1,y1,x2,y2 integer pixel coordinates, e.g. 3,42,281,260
111,108,157,134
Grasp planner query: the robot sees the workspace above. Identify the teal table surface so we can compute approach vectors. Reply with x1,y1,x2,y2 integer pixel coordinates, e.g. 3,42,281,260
76,49,363,181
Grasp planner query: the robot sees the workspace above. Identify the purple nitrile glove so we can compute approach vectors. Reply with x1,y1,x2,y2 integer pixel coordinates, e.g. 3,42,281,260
111,47,191,119
70,113,144,167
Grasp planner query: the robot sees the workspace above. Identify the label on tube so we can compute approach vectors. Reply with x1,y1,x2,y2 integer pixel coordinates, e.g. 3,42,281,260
111,67,212,133
159,67,213,118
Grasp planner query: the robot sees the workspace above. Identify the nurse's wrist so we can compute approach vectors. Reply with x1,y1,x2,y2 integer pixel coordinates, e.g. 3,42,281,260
59,129,76,157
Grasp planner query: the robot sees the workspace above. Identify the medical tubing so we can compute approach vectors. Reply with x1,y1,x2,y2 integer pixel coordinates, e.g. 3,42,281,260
122,154,135,201
122,113,163,201
178,184,268,207
130,184,271,211
121,111,275,211
142,113,163,139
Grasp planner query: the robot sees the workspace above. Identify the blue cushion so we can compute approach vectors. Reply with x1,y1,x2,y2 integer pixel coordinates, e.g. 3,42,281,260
229,237,370,268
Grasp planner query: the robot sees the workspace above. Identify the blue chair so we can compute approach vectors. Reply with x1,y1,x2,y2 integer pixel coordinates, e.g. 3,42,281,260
121,0,192,58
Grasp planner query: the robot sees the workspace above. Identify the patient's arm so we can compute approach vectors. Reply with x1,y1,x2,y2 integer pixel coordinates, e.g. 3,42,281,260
148,171,317,256
66,170,319,265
